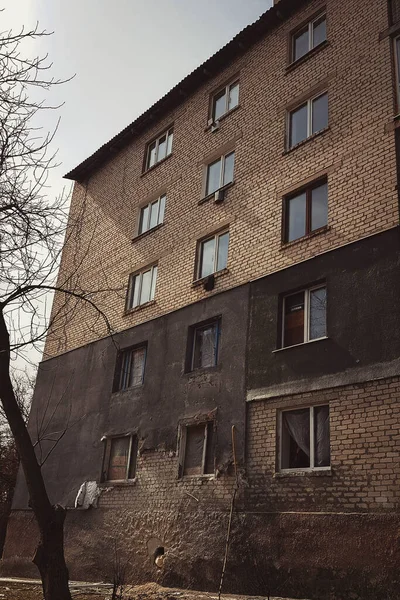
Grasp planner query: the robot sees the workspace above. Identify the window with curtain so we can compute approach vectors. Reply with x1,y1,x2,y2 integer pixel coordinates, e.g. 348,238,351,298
280,405,330,470
191,321,220,370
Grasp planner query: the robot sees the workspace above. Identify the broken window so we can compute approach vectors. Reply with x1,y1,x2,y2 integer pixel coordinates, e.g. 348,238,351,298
180,422,215,477
104,435,137,481
280,405,330,471
282,285,327,348
118,346,146,390
191,320,220,370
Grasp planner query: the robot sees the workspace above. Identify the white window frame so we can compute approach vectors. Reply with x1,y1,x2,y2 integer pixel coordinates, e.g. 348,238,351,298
126,264,158,310
197,230,229,279
291,13,326,62
179,422,215,478
211,80,239,122
104,434,137,482
279,405,330,473
288,91,328,149
138,194,166,235
394,36,400,112
205,151,235,197
118,346,146,390
145,127,173,170
281,284,327,348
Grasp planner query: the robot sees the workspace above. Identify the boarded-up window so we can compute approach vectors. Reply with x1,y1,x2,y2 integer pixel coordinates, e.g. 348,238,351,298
182,422,215,477
106,436,137,481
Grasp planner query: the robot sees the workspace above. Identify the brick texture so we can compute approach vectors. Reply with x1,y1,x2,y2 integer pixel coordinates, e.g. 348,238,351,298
246,376,400,513
45,0,397,358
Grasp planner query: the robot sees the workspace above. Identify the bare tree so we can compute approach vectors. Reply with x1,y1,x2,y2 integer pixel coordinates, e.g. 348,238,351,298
0,20,117,600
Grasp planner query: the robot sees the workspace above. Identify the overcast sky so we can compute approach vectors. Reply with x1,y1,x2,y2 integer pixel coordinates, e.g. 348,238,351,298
3,0,272,192
3,0,272,371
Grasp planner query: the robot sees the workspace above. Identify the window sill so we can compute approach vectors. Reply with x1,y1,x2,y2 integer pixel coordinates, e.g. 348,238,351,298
183,364,221,378
273,336,328,353
100,478,137,487
286,40,329,74
274,469,331,479
179,474,215,482
198,182,234,206
111,385,143,397
132,222,164,243
204,105,241,131
280,225,330,249
192,268,229,288
141,153,172,177
283,127,330,156
124,300,156,316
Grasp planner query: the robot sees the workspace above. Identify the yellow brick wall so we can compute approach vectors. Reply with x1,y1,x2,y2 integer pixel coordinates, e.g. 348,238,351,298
246,376,400,512
45,0,398,358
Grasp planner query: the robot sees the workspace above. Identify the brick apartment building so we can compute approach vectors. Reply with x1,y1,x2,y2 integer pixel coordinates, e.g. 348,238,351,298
2,0,400,598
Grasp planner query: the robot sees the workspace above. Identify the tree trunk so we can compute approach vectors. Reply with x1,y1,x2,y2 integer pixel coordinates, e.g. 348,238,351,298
0,309,72,600
33,505,71,600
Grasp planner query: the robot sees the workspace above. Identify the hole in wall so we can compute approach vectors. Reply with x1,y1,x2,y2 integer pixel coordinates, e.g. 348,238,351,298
154,546,165,568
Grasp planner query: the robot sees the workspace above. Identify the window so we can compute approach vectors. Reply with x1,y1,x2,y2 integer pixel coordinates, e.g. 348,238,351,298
104,435,137,481
291,14,326,62
145,127,173,170
282,285,327,348
205,151,235,197
180,422,215,477
138,194,166,235
118,346,146,390
126,265,158,310
280,405,330,471
191,320,220,371
197,230,229,279
395,37,400,109
288,92,328,148
284,179,328,243
211,81,239,121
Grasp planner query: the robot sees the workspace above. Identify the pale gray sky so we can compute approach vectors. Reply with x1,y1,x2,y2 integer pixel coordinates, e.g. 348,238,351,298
3,0,272,191
3,0,272,370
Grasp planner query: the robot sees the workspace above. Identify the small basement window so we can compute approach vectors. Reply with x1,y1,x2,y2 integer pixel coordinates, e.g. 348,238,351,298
280,405,330,471
180,422,216,477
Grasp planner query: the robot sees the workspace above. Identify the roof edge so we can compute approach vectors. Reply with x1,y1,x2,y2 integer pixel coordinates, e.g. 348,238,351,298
64,0,308,182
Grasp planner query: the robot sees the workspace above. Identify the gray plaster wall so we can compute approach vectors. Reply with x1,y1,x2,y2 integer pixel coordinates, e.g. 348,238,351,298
13,284,249,509
247,227,400,394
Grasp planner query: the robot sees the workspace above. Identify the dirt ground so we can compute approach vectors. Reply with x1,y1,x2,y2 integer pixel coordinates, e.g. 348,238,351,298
0,579,303,600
